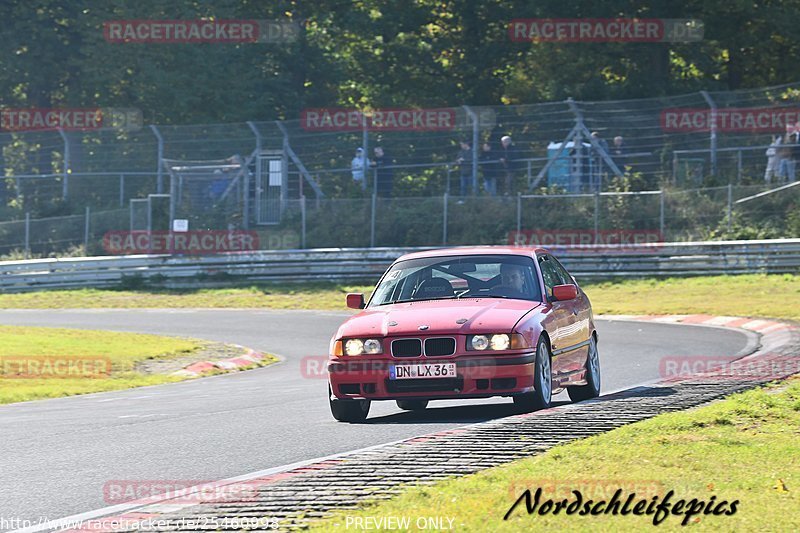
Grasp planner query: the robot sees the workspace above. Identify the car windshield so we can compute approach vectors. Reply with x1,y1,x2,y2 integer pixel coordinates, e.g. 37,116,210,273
369,254,542,306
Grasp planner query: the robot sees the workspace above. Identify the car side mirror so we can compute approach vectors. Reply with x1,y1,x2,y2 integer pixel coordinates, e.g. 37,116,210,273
346,293,366,309
552,284,578,301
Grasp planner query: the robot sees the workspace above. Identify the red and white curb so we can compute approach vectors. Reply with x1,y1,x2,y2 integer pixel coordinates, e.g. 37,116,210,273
15,314,799,533
170,345,267,377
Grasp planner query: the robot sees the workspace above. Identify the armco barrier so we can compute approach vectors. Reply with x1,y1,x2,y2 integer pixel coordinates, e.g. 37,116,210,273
0,239,798,293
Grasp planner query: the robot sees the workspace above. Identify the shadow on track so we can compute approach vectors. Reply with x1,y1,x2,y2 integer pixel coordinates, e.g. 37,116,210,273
363,399,572,424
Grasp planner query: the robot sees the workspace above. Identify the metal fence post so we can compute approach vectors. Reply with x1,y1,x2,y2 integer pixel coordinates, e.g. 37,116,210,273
463,105,479,193
119,174,125,207
246,121,263,231
57,128,70,200
24,212,30,259
659,190,665,238
442,193,448,245
516,193,522,235
150,125,164,194
700,90,718,178
593,192,600,243
727,183,733,231
370,193,376,247
84,206,90,253
736,150,743,183
301,194,306,249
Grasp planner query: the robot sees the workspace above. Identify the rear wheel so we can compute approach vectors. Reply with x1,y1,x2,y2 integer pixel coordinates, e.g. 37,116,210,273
567,335,601,403
396,399,428,411
329,386,370,423
513,337,552,412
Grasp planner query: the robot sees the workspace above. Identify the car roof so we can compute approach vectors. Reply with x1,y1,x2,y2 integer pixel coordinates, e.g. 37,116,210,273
395,246,550,262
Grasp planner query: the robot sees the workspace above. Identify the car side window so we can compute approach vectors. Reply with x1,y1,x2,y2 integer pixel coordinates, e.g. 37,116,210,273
538,256,562,300
551,257,574,286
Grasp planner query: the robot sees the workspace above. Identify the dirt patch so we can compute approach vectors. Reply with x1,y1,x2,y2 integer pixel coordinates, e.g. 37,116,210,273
134,342,251,375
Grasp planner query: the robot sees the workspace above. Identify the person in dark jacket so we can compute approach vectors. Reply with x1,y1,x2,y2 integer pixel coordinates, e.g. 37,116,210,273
371,146,394,197
479,142,499,196
455,140,473,196
499,135,521,195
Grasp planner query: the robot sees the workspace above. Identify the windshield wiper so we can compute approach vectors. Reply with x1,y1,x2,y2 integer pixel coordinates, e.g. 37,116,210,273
377,296,457,306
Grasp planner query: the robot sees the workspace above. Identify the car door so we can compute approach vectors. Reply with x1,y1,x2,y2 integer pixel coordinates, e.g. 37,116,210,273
537,255,573,378
550,255,592,373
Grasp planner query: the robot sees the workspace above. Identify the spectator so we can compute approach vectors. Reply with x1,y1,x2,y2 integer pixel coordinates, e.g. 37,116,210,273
351,147,367,189
499,135,520,195
372,146,394,197
479,142,498,196
779,129,796,182
764,135,783,183
455,140,473,196
791,122,800,182
591,132,609,155
611,136,626,164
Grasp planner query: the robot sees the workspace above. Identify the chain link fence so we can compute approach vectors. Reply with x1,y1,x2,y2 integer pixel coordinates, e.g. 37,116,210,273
2,81,800,256
2,183,797,259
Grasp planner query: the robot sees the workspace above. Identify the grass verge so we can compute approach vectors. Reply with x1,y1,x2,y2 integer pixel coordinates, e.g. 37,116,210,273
0,325,274,404
308,376,800,532
0,275,796,321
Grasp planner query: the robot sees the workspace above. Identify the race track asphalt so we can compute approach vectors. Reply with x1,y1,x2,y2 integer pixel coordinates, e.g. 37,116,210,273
0,309,753,526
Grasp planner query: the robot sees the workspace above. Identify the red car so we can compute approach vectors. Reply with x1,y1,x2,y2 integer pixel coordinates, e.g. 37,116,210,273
327,247,600,422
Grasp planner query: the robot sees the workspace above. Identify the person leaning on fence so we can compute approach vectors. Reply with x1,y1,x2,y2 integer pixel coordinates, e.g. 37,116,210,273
455,140,473,196
499,135,520,195
764,135,783,183
611,136,625,165
351,147,367,190
778,130,796,182
371,146,394,197
479,142,499,196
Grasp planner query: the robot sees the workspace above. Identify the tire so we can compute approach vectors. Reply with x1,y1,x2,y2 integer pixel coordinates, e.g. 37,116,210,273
513,336,552,412
396,399,428,411
329,386,370,423
567,335,601,403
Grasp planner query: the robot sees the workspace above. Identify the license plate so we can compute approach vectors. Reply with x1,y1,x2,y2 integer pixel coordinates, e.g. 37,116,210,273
390,363,457,380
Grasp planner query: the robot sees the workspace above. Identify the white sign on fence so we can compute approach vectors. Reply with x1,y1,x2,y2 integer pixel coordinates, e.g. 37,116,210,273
172,219,189,232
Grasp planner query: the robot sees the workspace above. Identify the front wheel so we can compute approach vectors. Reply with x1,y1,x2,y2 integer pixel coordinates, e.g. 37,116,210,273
567,335,601,403
396,399,428,411
513,336,552,412
329,386,370,423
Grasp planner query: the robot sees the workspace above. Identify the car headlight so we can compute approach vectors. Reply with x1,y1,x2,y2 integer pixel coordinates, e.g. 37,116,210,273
343,338,383,356
467,333,529,351
470,335,490,350
490,334,510,351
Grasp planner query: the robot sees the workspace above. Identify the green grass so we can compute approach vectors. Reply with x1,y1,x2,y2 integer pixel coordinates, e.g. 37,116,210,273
585,274,800,322
0,275,797,322
0,283,374,310
0,325,203,404
308,377,800,532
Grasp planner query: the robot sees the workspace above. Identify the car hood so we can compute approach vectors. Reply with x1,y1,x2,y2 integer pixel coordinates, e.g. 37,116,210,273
336,298,542,339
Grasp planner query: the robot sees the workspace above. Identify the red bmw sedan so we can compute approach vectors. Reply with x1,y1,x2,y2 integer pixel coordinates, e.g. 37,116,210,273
327,247,600,422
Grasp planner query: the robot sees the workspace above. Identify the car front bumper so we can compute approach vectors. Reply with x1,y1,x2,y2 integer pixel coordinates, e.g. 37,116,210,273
328,352,536,401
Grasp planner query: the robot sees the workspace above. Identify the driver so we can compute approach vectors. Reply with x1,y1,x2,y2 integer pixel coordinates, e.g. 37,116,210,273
496,263,527,297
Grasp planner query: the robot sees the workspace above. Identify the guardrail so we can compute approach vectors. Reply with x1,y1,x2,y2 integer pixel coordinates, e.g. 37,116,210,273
0,239,798,293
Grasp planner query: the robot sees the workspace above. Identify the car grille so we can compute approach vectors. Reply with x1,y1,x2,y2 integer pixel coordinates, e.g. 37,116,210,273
392,338,422,357
386,377,464,393
424,337,456,356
